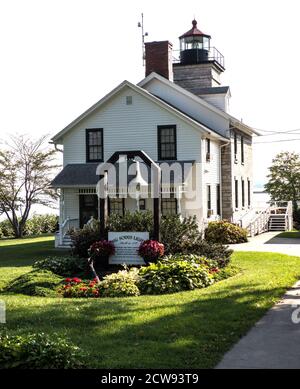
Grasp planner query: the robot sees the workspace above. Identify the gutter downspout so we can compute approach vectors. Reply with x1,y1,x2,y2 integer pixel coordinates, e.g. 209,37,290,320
49,141,63,153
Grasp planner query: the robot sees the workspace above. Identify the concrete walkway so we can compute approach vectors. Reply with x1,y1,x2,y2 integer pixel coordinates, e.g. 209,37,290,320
229,231,300,256
216,280,300,369
216,232,300,369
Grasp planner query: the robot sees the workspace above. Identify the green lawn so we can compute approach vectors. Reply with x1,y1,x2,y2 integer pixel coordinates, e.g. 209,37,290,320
1,236,300,368
276,231,300,239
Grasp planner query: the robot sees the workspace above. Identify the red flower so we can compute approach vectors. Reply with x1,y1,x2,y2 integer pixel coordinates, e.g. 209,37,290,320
79,287,88,291
72,277,82,283
65,278,72,283
89,240,115,258
138,240,164,263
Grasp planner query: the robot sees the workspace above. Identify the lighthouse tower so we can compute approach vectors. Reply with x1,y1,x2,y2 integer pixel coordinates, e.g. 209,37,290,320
173,20,225,92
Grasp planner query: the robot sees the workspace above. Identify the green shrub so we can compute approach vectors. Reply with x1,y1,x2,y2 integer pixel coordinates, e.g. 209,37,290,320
160,215,202,254
5,270,64,297
181,240,233,268
99,267,140,297
0,219,14,238
0,214,58,238
138,259,213,295
205,221,248,244
70,224,101,258
107,210,153,234
163,253,217,269
33,256,88,276
24,214,58,235
0,332,85,368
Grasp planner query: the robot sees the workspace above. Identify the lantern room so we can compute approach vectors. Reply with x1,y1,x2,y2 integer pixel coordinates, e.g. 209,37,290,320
179,19,211,65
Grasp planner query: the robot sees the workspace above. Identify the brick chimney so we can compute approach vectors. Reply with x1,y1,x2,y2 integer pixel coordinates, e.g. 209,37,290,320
145,41,173,81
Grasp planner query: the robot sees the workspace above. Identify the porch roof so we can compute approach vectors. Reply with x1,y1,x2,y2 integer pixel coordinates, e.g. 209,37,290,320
51,161,195,188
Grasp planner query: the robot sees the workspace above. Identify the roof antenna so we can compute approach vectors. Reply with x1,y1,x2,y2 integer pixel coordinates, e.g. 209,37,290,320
138,13,148,66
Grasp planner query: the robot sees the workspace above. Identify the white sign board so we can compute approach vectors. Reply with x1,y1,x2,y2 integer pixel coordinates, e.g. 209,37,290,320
108,232,149,265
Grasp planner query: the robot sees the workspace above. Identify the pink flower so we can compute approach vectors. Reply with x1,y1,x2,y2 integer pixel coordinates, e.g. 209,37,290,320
138,240,164,263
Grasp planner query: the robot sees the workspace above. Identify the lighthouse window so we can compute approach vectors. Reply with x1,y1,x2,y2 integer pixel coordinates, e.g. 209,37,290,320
161,195,177,216
86,128,103,162
126,96,133,105
108,198,125,216
158,125,177,160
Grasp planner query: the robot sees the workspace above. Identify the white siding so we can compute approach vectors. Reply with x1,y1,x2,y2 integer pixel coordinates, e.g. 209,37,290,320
63,86,203,166
199,94,230,113
142,78,230,138
202,138,221,220
63,189,79,222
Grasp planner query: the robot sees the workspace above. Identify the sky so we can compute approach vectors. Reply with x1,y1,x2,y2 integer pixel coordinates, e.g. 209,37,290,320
1,0,300,200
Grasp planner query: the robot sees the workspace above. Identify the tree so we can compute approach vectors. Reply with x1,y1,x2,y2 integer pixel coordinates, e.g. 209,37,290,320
265,151,300,206
0,135,59,238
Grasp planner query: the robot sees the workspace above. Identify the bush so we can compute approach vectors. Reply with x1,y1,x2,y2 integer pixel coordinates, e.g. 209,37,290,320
89,240,115,259
0,332,85,368
160,215,202,254
138,259,213,295
58,277,100,298
59,268,141,298
98,267,140,298
33,256,88,276
107,210,153,234
181,240,233,268
138,240,164,264
205,221,248,244
0,214,58,238
5,270,64,297
24,214,58,235
70,224,101,258
0,219,14,238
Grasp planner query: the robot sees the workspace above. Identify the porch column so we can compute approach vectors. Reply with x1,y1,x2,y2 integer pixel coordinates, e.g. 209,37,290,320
99,172,108,239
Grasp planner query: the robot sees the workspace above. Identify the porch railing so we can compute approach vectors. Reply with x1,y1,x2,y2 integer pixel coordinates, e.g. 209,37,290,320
59,218,79,246
246,206,272,237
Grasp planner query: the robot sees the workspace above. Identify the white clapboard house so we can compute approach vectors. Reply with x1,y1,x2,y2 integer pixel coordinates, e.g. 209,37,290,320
51,20,260,247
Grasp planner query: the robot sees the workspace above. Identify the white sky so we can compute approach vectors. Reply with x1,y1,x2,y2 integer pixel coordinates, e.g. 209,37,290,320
1,0,300,193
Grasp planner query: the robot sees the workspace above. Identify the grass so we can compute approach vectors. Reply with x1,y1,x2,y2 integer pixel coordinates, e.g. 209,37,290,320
1,237,300,368
276,231,300,239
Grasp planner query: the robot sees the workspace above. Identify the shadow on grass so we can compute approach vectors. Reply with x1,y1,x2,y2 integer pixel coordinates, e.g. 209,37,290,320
2,282,288,369
0,240,69,267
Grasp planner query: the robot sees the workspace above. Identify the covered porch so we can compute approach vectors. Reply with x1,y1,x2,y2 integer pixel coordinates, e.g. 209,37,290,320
52,152,196,248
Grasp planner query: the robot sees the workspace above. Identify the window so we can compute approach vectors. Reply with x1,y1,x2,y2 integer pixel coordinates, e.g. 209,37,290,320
235,179,239,209
207,185,212,217
234,132,238,161
86,129,103,162
241,136,244,164
126,96,133,105
139,199,146,211
161,195,177,216
248,180,251,207
205,138,211,162
216,184,221,216
108,198,124,216
158,125,177,160
241,179,245,207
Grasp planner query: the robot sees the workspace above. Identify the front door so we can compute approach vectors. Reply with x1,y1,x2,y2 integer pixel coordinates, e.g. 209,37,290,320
79,195,98,228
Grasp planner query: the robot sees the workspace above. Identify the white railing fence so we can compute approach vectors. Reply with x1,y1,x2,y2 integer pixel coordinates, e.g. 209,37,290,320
59,218,79,246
